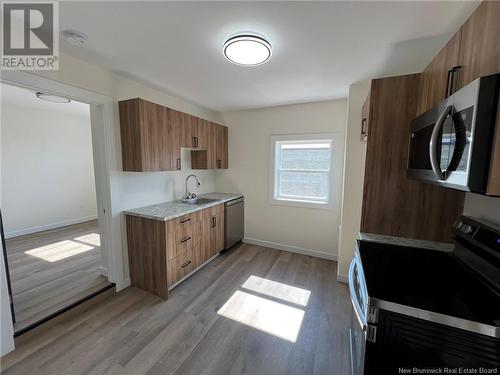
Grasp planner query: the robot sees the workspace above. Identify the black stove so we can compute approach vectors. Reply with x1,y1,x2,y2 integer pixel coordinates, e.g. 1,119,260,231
348,216,500,375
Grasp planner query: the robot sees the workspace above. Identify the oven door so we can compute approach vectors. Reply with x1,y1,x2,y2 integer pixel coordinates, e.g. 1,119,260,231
348,257,368,375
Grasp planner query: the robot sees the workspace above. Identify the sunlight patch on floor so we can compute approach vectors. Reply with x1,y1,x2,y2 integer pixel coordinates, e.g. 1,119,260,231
241,275,311,307
25,240,94,262
74,233,101,247
217,290,305,342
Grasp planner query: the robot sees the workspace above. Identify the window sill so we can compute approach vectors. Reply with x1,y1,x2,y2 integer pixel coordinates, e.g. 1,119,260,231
270,197,332,210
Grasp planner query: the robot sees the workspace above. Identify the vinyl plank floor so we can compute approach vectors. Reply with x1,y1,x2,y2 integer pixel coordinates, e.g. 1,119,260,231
4,220,112,333
1,243,351,375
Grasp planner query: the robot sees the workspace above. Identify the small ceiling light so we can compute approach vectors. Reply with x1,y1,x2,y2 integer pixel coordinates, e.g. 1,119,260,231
61,29,88,46
223,34,272,66
35,92,71,103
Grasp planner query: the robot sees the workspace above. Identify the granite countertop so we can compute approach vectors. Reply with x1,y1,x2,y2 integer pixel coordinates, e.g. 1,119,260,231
358,232,454,252
123,192,243,222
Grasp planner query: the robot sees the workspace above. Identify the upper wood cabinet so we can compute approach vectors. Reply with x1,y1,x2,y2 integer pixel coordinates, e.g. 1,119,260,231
191,122,228,170
455,1,500,91
416,30,462,116
216,124,228,169
414,1,500,195
119,98,228,171
119,98,181,172
361,75,465,243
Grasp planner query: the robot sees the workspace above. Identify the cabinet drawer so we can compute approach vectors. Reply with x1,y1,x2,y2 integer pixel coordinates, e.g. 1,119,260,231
167,248,195,286
176,234,193,255
176,214,193,238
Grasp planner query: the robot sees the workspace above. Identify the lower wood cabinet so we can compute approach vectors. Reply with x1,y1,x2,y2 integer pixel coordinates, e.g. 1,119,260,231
125,203,225,298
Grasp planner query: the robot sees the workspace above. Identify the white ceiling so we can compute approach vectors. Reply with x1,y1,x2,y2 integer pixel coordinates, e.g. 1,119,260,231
59,1,479,111
1,83,90,117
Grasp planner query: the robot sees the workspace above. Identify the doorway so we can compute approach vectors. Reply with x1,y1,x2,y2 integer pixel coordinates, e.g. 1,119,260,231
0,81,114,335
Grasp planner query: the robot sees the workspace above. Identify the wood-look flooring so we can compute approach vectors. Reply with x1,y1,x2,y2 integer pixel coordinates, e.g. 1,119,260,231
5,220,112,333
0,243,351,375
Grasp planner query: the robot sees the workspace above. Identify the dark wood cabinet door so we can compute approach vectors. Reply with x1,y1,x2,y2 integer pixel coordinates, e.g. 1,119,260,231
207,122,218,169
456,1,500,90
179,111,193,148
168,108,181,170
416,30,462,116
157,106,181,171
360,75,465,243
216,125,228,169
456,1,500,195
215,204,225,252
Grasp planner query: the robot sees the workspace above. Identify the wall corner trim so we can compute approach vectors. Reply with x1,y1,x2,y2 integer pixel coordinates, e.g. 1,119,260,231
242,237,338,261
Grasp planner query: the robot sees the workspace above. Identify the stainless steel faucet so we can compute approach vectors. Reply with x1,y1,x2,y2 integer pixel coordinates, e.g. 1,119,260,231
184,174,201,200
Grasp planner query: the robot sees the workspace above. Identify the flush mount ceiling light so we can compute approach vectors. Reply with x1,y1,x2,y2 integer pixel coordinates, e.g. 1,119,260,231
61,29,88,46
223,34,272,66
35,92,71,103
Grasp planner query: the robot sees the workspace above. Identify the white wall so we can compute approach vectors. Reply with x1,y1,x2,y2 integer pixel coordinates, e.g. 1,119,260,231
35,53,221,210
464,193,500,226
1,103,97,238
216,100,347,259
337,81,370,281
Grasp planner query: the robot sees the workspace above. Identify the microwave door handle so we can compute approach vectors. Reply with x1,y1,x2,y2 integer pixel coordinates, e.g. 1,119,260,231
348,259,367,331
429,105,452,180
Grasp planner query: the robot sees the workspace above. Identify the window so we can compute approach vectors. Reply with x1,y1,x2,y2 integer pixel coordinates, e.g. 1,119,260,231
270,134,335,209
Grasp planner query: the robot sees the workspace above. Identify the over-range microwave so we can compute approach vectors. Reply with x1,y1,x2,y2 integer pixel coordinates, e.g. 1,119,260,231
407,73,500,194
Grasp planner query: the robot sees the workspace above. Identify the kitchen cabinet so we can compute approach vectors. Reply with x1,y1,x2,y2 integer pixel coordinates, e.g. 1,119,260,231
360,75,465,243
455,1,500,195
119,98,181,172
119,99,229,171
414,1,500,195
179,111,194,148
216,124,228,168
455,1,500,91
201,204,224,265
191,122,228,170
125,203,225,298
416,30,462,116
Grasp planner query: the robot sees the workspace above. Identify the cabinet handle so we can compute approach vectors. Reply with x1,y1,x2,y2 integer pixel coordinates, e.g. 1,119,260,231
176,158,181,170
361,118,367,134
450,66,461,96
180,260,192,268
445,69,453,97
180,218,191,223
192,136,196,148
445,66,461,97
212,217,216,228
217,159,221,169
193,137,198,148
180,236,191,243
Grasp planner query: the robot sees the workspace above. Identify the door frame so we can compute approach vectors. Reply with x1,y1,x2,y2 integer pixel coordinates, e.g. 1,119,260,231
0,70,125,288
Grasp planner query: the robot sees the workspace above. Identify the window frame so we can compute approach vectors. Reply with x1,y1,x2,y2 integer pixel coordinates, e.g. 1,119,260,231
269,133,337,210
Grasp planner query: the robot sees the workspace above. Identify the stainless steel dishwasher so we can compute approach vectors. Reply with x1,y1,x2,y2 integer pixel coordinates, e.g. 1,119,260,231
224,197,244,249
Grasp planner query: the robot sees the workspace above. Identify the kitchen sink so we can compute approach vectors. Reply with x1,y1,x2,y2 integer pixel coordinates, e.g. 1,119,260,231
181,197,218,205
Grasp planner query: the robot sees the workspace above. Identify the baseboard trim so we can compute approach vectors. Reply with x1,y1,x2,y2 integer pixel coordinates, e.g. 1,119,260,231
337,273,348,283
5,215,98,239
115,277,131,292
98,266,108,277
243,237,338,261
